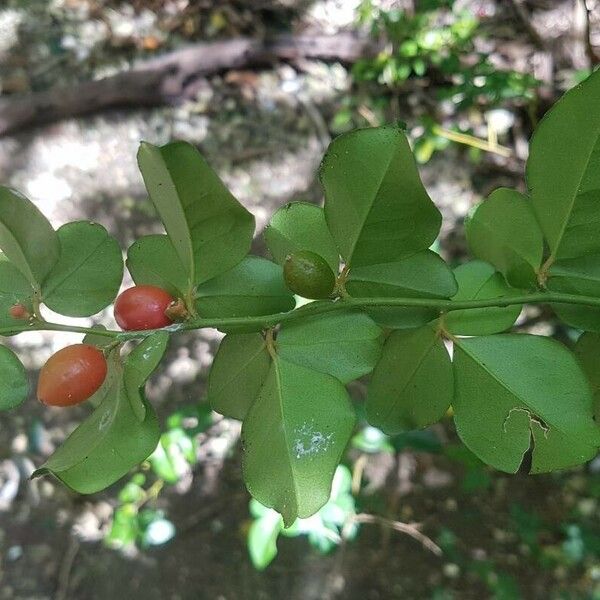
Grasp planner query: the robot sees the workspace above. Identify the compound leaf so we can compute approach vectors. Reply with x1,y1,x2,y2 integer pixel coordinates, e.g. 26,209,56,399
320,126,441,267
0,345,28,410
527,68,600,259
137,141,255,286
445,261,522,336
42,222,123,317
265,202,339,271
207,333,270,420
242,357,355,526
276,312,383,383
453,334,600,474
33,358,160,493
0,187,60,287
465,188,543,289
366,326,452,434
126,234,188,298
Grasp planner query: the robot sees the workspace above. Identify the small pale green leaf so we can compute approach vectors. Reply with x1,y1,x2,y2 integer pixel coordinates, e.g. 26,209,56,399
453,334,600,474
0,257,33,334
347,250,457,329
366,326,452,433
465,188,543,288
527,68,600,259
0,345,28,410
242,357,356,526
33,360,160,493
126,234,188,298
445,261,522,335
276,312,383,383
82,326,113,349
320,126,441,267
545,253,600,331
195,256,295,323
137,141,255,285
42,222,123,317
124,331,169,421
248,511,283,570
574,332,600,420
265,202,339,272
0,187,60,286
207,333,270,420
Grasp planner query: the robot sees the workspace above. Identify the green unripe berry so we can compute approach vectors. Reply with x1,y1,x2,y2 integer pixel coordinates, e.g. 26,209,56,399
283,250,336,299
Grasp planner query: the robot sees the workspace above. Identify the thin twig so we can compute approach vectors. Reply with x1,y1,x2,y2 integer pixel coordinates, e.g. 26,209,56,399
55,537,80,600
432,125,512,157
352,513,442,556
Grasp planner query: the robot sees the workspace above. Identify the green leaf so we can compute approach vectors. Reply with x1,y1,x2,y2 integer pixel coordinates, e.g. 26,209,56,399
276,312,383,383
137,141,255,285
264,202,339,271
453,334,600,474
42,222,123,317
445,261,522,335
465,188,543,288
0,345,28,410
547,254,600,331
527,68,600,259
207,333,270,420
346,250,457,329
126,234,188,298
248,510,283,570
574,332,600,421
33,359,160,493
0,187,60,287
124,331,169,421
320,126,441,267
0,257,33,333
366,326,452,433
82,326,113,349
195,257,295,324
242,357,356,526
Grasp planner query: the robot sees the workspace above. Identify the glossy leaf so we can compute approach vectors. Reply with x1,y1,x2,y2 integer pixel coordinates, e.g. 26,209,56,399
137,141,254,285
126,234,188,297
547,254,600,331
445,261,522,335
320,126,441,267
207,333,270,420
347,250,456,328
366,326,452,433
195,257,295,322
124,331,169,421
265,202,339,271
276,312,383,383
82,326,114,349
242,357,356,526
0,187,60,287
33,359,160,493
0,257,33,333
42,222,123,317
453,334,600,474
465,188,543,288
527,68,600,259
574,332,600,420
0,345,28,410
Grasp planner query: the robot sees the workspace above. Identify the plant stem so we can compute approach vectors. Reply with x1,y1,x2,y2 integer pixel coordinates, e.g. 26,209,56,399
1,291,599,339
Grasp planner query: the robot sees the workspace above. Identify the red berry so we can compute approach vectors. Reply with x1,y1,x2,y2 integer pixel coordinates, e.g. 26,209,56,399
9,303,29,320
38,344,107,407
114,285,174,331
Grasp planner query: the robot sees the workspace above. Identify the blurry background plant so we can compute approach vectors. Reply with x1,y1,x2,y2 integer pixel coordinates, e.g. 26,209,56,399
1,0,599,598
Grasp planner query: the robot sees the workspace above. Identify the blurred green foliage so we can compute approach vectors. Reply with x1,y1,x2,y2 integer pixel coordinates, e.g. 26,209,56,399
332,0,540,163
